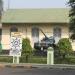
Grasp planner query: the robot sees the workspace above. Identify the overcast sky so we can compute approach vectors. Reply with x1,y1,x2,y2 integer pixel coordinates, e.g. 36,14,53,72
3,0,69,10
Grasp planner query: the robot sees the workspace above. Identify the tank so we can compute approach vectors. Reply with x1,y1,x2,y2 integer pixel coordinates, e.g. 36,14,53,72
34,28,55,50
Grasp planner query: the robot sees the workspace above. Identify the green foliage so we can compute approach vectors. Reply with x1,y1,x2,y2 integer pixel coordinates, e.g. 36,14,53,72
0,0,3,15
54,55,75,64
22,38,32,56
20,56,47,64
0,43,2,53
22,38,32,62
57,38,72,58
0,56,47,64
0,56,13,63
68,0,75,39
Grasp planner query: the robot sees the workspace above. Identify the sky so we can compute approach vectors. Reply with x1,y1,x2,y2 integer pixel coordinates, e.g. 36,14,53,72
3,0,69,10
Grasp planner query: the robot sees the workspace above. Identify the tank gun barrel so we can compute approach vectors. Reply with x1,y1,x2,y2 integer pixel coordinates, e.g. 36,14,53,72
34,28,55,50
39,28,48,38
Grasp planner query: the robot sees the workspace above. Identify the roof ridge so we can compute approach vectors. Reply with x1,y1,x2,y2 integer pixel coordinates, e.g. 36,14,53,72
6,8,69,10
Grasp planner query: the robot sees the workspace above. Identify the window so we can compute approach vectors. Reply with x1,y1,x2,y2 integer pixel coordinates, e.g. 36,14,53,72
32,27,39,43
53,27,61,43
10,27,18,36
10,27,18,32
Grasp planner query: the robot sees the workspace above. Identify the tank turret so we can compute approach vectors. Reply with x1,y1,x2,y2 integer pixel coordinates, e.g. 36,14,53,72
34,28,55,50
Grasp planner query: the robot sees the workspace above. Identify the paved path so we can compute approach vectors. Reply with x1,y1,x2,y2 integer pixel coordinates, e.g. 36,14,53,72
0,67,75,75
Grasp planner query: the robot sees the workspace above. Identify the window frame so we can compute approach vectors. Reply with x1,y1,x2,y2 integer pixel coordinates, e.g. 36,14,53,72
32,27,39,43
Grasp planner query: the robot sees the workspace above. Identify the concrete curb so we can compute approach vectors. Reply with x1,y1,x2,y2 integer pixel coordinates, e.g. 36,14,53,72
5,64,33,69
0,64,5,69
1,63,75,69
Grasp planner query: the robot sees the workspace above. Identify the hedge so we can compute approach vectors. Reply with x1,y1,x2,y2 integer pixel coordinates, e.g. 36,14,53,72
0,56,47,64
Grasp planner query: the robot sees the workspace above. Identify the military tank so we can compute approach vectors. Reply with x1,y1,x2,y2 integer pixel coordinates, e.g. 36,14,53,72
34,29,55,50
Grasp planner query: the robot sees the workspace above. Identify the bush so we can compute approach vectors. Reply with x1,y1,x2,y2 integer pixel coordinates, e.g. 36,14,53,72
0,56,47,64
57,38,72,59
55,55,75,64
20,56,47,64
21,38,32,62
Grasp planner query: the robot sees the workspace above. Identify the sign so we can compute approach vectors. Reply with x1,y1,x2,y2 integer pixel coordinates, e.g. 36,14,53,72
10,32,22,56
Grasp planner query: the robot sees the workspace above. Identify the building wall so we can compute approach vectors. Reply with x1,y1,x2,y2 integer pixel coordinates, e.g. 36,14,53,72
2,23,69,50
71,41,75,50
2,24,10,50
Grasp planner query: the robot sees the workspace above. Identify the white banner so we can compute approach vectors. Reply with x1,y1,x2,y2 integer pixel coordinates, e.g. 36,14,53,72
9,32,22,56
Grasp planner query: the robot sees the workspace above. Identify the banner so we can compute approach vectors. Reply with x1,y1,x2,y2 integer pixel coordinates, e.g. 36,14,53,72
9,32,22,56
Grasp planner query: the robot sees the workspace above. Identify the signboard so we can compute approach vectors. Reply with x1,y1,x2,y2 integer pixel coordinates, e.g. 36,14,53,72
10,32,22,56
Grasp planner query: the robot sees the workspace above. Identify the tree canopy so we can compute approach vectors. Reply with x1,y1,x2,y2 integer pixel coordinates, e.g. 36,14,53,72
22,38,32,62
68,0,75,39
57,38,72,59
22,38,32,56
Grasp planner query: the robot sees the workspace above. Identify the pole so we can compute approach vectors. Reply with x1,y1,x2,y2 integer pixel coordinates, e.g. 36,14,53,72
8,0,10,9
13,56,20,64
16,56,19,64
13,56,15,63
47,47,54,65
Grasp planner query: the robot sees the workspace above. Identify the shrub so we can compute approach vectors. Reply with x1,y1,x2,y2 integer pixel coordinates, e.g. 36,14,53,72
21,38,32,62
57,38,72,59
20,56,47,64
0,43,2,53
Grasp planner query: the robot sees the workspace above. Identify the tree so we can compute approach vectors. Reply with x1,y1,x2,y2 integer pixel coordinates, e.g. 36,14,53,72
57,38,72,59
22,38,32,62
68,0,75,39
0,0,3,16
